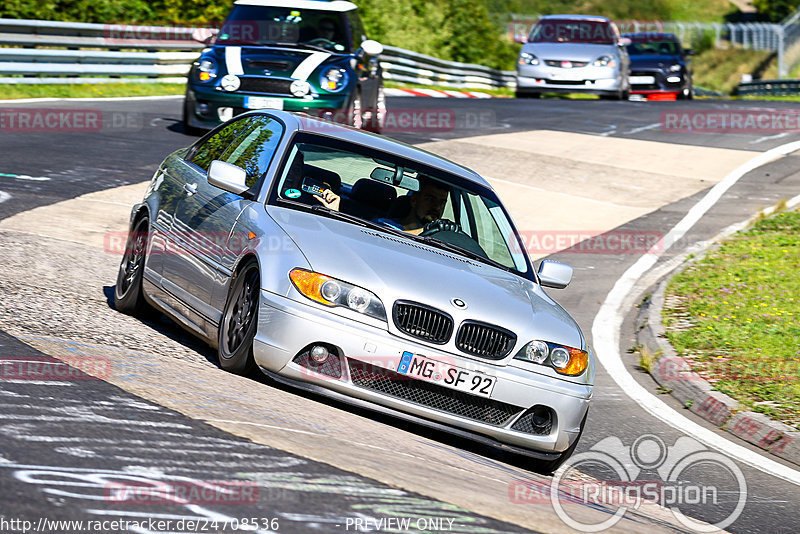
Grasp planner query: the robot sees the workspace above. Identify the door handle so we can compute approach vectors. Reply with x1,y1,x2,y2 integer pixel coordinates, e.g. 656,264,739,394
184,183,198,196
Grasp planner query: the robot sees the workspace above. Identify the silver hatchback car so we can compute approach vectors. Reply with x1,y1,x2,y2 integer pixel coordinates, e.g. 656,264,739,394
115,110,593,471
516,15,630,99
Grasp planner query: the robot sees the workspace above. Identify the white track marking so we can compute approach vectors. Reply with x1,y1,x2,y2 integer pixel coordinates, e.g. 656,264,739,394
0,96,183,104
592,140,800,486
0,191,10,204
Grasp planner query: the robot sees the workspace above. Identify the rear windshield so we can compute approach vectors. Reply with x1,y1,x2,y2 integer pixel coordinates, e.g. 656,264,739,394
529,19,616,44
215,5,350,53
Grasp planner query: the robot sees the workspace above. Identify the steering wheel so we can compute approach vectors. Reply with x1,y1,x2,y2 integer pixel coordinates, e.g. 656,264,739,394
420,218,463,237
305,38,336,47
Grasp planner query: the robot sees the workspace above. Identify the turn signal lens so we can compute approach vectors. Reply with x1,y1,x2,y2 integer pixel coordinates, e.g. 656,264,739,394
559,347,589,376
289,269,332,306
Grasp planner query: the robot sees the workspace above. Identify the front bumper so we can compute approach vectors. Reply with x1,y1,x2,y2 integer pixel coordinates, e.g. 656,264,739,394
185,84,351,130
253,290,592,454
516,64,623,95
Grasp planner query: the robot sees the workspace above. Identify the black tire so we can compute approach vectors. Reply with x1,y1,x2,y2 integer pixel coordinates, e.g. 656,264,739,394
364,83,386,133
532,408,588,474
218,259,260,375
114,216,150,315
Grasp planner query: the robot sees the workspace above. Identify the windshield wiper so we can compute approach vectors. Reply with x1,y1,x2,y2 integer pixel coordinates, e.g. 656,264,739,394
416,235,516,273
274,41,331,53
308,205,408,236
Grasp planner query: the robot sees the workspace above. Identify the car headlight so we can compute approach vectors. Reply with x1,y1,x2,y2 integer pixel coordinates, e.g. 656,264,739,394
669,64,682,72
319,67,349,92
195,57,218,83
515,340,588,376
289,268,386,321
518,52,540,66
592,55,615,67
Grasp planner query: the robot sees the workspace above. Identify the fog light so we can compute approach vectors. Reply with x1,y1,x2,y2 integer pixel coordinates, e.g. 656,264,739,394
218,107,233,122
196,102,209,114
310,345,329,363
666,75,682,83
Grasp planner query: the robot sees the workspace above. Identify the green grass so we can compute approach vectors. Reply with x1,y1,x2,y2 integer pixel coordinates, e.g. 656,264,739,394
691,47,778,95
0,82,186,100
663,208,800,430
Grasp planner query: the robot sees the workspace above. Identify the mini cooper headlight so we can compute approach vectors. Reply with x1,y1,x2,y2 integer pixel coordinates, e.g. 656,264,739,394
515,340,588,376
195,57,218,82
320,67,349,92
518,52,540,65
289,268,386,320
592,55,615,67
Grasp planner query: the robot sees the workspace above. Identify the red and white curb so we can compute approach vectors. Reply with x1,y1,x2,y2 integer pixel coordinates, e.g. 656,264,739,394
385,88,494,99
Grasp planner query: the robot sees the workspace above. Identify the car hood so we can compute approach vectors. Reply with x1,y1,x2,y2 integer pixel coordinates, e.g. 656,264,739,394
268,207,584,350
522,42,616,62
629,54,682,69
214,45,342,78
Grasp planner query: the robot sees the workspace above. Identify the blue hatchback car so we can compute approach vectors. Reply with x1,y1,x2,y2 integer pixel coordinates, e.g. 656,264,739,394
184,0,386,133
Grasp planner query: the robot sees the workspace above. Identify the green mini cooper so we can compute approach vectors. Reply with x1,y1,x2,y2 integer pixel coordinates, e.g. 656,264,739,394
184,0,385,133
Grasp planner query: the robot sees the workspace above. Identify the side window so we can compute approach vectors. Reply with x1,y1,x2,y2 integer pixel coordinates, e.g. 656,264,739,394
219,116,284,187
188,118,250,172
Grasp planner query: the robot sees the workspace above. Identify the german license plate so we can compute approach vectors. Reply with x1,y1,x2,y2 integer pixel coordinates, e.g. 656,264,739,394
396,351,496,397
630,75,655,84
244,96,283,110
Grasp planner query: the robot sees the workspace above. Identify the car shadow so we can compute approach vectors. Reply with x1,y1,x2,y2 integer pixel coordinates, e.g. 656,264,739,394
102,285,220,368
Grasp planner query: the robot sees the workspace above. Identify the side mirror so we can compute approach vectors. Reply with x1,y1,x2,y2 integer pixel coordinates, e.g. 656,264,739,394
208,160,248,195
618,37,632,47
360,39,384,56
537,259,573,289
684,48,694,56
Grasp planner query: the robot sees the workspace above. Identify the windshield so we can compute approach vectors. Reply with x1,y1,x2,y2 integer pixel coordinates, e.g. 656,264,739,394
269,133,532,277
215,5,350,53
626,40,680,56
529,19,616,44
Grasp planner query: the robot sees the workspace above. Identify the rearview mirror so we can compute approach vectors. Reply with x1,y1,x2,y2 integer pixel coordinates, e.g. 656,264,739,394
208,160,248,195
360,39,384,56
537,259,573,289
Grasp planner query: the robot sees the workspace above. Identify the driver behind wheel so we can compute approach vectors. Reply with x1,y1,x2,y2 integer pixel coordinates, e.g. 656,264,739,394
377,178,460,235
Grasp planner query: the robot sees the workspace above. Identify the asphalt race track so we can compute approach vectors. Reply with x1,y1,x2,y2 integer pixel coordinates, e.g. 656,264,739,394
1,95,800,533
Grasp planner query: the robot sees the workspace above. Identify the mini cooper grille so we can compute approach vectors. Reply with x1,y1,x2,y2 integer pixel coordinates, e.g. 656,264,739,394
348,360,522,426
237,77,293,95
455,321,516,359
393,301,453,344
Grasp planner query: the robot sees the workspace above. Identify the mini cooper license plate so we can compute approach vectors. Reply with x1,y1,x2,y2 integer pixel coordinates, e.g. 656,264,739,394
630,75,656,84
396,351,496,397
244,96,283,110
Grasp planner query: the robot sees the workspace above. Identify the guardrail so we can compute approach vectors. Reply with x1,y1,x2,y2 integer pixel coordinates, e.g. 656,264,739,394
0,18,515,89
734,79,800,96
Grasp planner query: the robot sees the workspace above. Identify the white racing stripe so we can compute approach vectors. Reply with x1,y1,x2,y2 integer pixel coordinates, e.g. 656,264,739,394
224,46,244,76
592,140,800,486
291,51,331,81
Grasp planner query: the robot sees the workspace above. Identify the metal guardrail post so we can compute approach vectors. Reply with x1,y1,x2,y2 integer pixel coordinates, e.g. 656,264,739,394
778,26,786,77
